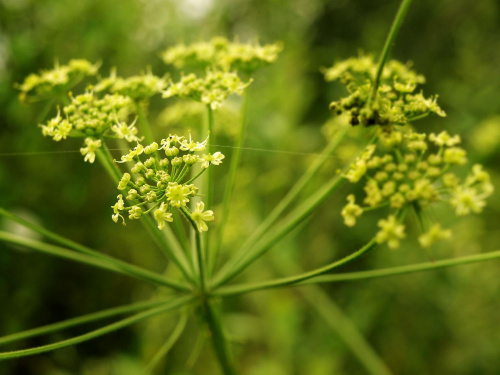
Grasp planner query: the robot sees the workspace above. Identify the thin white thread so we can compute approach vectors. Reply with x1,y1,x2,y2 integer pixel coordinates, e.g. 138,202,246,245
0,144,347,160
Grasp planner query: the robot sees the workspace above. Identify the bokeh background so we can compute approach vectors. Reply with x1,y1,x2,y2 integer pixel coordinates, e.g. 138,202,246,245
1,0,500,374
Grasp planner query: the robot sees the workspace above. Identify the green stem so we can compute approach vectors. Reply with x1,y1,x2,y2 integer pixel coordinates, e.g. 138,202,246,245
271,250,392,375
201,300,238,375
0,231,190,292
302,249,500,284
214,239,377,296
0,298,175,346
216,126,348,281
0,208,186,290
96,147,121,184
0,296,194,360
212,174,347,288
368,0,414,104
180,207,205,291
184,168,207,185
211,88,250,274
35,98,56,125
135,101,155,146
302,285,393,375
144,310,188,373
204,105,215,262
216,249,500,296
97,143,196,285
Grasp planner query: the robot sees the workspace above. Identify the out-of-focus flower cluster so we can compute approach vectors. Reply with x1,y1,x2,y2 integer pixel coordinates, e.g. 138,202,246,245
40,91,139,163
16,60,99,103
112,134,224,232
162,70,251,110
94,68,168,100
323,55,445,127
161,37,283,73
341,128,494,249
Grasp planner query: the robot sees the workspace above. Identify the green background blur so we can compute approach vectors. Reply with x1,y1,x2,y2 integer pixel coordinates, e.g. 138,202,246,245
1,0,500,374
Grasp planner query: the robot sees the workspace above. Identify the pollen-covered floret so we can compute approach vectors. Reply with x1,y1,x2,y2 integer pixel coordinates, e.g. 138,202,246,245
161,37,283,73
162,70,251,110
341,127,493,249
111,134,224,232
323,55,445,127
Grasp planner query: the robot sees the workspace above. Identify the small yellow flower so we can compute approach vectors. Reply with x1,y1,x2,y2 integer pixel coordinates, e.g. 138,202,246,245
154,202,173,230
80,138,102,163
191,201,214,232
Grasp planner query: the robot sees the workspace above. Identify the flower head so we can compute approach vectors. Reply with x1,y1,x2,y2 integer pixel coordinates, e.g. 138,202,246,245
111,134,223,231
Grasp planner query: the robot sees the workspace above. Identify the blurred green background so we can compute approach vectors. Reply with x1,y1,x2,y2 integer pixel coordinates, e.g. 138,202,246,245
1,0,500,374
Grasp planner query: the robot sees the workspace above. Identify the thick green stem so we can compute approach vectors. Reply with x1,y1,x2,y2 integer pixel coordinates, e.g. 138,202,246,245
212,174,347,288
0,231,190,292
216,126,348,280
0,298,175,346
214,239,377,296
211,89,250,274
0,296,194,359
368,0,414,104
201,300,238,375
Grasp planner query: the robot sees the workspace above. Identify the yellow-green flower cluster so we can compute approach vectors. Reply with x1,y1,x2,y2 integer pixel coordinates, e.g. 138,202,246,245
112,134,224,232
94,68,168,100
163,70,251,110
40,91,139,163
323,55,445,127
161,37,283,73
341,128,494,249
16,60,99,103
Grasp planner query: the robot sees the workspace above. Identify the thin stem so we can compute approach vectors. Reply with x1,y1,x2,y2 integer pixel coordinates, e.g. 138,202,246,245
302,285,393,375
0,208,186,290
211,88,250,274
35,98,56,125
0,296,194,360
135,101,155,146
97,144,196,285
368,0,414,104
271,250,392,375
180,207,205,291
0,298,175,346
212,174,347,288
144,310,188,373
96,147,121,184
216,126,348,280
201,300,238,375
204,105,215,263
214,239,377,296
302,249,500,285
0,231,190,292
184,167,207,185
216,249,500,296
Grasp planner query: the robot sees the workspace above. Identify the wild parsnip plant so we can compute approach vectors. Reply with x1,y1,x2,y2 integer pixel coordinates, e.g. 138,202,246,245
1,0,499,373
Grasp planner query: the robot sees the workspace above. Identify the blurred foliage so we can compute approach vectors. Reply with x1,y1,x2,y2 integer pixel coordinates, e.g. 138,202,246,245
1,0,499,374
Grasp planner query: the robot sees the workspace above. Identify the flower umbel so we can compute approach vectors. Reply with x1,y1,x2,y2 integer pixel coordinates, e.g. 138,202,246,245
341,127,493,249
111,134,224,232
